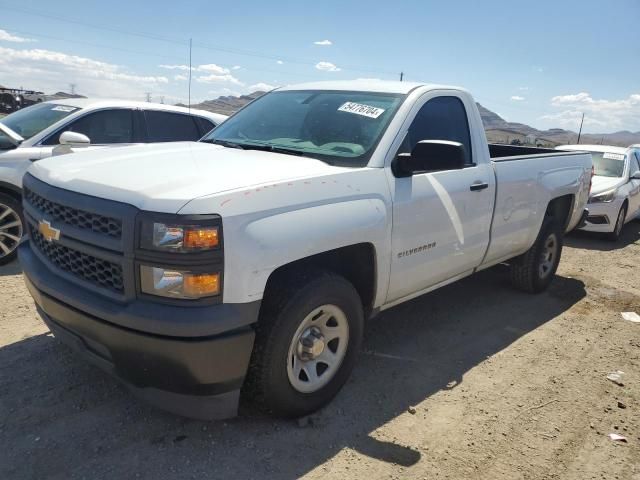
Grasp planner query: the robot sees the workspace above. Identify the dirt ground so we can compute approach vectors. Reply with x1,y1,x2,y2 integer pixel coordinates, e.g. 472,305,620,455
1,223,639,480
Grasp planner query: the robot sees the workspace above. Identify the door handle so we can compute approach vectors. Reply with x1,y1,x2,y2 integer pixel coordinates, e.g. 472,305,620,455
470,182,489,191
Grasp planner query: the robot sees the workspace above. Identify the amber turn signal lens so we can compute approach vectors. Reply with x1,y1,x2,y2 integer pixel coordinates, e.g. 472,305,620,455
184,227,219,250
183,273,220,296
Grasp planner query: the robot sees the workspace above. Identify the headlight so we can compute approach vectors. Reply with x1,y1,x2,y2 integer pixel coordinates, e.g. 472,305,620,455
589,189,616,203
140,265,220,299
140,218,220,252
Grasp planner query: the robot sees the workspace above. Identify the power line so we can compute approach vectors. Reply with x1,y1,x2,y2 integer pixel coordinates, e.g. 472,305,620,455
0,3,398,76
6,27,188,62
2,28,330,82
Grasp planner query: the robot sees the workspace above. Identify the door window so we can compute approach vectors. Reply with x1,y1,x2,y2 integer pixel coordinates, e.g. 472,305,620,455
194,117,216,136
43,109,134,145
401,96,473,165
145,111,201,142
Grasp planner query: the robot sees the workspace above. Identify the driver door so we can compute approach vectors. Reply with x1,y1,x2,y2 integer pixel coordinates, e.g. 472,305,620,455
385,93,495,303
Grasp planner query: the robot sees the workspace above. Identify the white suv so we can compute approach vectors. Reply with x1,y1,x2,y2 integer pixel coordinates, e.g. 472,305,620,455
0,99,226,264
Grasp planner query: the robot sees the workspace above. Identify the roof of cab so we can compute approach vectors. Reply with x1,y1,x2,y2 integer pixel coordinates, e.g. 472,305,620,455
41,98,225,121
277,79,461,94
558,144,629,155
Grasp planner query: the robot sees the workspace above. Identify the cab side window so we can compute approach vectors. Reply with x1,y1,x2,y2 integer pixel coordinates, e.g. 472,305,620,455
194,117,216,136
43,109,134,145
401,96,473,165
145,111,201,142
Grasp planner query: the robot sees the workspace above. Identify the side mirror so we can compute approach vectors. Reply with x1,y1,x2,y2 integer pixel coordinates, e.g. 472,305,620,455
59,131,90,147
392,140,466,178
631,171,640,180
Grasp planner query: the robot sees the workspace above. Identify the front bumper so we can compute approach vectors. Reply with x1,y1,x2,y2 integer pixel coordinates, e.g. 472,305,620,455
578,199,624,233
20,241,258,420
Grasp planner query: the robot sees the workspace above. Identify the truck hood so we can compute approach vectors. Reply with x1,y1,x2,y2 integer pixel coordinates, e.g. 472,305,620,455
590,175,625,196
28,142,343,212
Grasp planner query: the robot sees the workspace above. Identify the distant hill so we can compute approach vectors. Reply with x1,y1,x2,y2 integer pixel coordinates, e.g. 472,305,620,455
176,92,640,148
48,91,87,99
177,91,265,116
476,102,640,147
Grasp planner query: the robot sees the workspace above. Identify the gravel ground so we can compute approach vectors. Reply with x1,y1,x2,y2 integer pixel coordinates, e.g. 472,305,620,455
1,223,639,480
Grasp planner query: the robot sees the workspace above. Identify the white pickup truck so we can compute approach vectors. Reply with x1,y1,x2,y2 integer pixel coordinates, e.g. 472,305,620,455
19,80,592,420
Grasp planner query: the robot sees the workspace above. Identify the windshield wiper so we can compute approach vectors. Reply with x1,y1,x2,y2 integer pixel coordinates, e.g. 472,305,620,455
203,139,305,157
235,143,305,156
201,139,244,149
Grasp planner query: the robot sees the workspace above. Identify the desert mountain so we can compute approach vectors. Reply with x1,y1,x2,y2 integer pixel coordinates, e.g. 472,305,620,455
181,91,640,148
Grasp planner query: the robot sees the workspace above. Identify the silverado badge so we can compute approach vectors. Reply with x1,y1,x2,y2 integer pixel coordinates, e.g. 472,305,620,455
38,220,61,242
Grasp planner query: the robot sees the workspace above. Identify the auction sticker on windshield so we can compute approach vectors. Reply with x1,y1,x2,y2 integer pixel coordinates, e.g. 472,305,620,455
338,102,385,119
51,106,77,113
603,153,625,161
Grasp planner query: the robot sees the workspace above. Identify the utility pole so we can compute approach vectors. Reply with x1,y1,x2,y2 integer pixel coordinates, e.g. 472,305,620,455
576,112,585,144
399,71,404,82
145,92,151,102
188,38,193,112
69,83,76,95
160,96,164,104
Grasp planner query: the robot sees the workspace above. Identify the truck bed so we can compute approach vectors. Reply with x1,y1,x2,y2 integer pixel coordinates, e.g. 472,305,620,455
489,143,581,160
480,145,592,268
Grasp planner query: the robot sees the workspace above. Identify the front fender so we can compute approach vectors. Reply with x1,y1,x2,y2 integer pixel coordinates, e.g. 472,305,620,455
221,198,390,304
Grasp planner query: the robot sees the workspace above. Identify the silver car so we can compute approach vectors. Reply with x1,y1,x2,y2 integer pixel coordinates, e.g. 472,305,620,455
559,144,640,240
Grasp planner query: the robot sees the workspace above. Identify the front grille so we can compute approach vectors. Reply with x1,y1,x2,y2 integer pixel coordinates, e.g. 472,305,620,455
24,187,122,239
586,215,609,225
30,226,124,293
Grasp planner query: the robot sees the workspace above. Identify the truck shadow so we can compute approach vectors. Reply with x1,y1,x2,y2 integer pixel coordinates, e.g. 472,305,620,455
565,220,640,251
0,268,586,479
0,258,21,276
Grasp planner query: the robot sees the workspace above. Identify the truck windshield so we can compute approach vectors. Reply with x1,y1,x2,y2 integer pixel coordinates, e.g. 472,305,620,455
591,152,626,178
0,103,80,140
202,90,405,166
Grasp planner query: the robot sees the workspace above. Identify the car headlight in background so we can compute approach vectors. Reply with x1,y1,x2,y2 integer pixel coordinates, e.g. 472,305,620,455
140,266,220,299
588,189,616,204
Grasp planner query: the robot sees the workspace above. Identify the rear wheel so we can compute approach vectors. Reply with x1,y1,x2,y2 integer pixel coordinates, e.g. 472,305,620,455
0,193,23,266
606,204,627,242
510,217,563,293
244,270,364,418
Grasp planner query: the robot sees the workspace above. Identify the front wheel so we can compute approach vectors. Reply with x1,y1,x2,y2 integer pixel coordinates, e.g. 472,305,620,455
606,204,627,242
0,193,24,266
244,270,364,418
510,218,563,293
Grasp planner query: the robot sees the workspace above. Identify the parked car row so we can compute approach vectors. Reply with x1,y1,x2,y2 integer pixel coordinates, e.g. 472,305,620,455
15,80,594,420
0,99,226,263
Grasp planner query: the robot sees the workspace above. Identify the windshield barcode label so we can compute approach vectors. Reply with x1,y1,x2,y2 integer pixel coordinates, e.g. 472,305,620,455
338,102,385,119
603,153,625,160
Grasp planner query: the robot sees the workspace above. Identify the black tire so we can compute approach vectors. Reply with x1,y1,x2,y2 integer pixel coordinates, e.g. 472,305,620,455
0,192,24,266
244,269,364,418
510,217,563,293
606,204,627,242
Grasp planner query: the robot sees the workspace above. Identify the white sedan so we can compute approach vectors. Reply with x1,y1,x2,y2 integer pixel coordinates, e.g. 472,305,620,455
559,144,640,240
0,99,226,264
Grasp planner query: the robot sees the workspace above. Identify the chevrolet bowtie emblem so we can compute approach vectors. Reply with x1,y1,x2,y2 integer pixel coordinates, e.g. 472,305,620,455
38,220,61,242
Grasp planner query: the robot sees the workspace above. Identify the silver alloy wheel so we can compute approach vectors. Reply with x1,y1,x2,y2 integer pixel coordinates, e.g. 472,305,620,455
286,304,350,393
614,207,625,236
0,202,22,259
538,233,558,279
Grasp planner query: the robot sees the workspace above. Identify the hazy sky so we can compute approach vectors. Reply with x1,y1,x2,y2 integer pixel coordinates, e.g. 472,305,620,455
1,0,638,133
